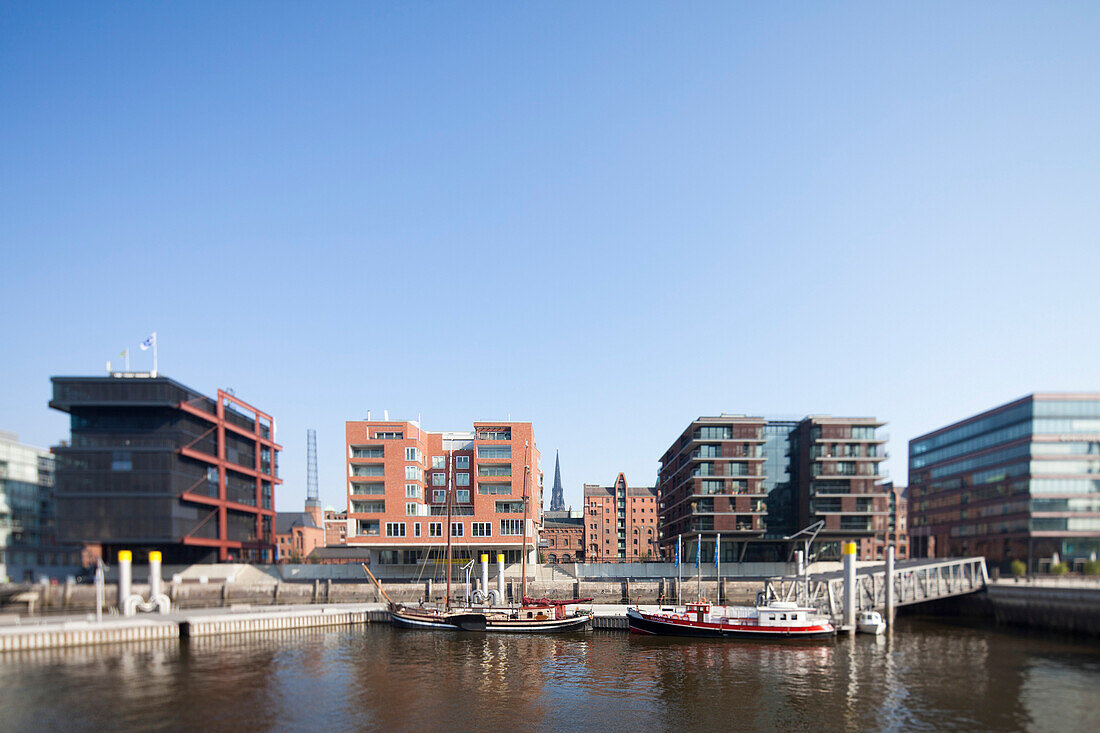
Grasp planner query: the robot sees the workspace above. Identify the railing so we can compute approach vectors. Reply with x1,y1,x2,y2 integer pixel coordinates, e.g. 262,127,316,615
765,556,988,617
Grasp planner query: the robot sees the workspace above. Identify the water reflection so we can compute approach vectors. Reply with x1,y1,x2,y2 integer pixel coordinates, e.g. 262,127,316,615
0,619,1096,732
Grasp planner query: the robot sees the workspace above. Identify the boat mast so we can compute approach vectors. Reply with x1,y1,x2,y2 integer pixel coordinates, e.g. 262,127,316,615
445,447,453,611
520,440,530,606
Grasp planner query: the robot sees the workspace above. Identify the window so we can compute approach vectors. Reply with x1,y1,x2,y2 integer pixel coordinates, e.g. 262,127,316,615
477,445,512,459
456,489,471,503
496,501,524,513
432,455,445,469
357,519,379,535
432,472,446,486
477,428,511,440
456,472,470,486
110,450,133,471
429,522,443,537
500,519,523,535
351,500,385,513
406,502,420,516
351,464,384,477
351,446,384,458
472,522,492,537
405,484,422,499
405,447,421,462
852,426,875,440
478,483,511,494
432,489,446,503
375,431,403,440
385,522,406,537
351,482,385,495
405,465,423,481
478,465,511,477
414,522,421,537
455,456,470,469
451,522,464,537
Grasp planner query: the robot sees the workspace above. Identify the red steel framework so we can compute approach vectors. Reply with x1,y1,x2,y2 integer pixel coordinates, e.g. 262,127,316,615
177,389,281,561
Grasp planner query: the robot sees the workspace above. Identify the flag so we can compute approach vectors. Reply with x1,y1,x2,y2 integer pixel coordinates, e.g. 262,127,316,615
120,349,127,358
716,533,721,568
675,536,680,567
695,539,700,569
140,333,156,351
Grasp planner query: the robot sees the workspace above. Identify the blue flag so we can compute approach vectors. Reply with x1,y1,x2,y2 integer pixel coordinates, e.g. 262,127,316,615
675,536,680,567
716,534,721,568
695,540,700,568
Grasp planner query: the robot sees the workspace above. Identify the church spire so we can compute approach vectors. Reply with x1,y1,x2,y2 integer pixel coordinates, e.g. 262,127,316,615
549,449,566,511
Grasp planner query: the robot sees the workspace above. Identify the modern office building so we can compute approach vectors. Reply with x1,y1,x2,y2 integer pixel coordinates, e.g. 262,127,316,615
583,473,659,562
0,431,81,581
49,374,281,563
909,393,1100,569
658,415,889,562
344,420,542,566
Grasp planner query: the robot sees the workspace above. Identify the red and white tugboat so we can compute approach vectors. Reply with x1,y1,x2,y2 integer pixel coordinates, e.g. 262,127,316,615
627,600,835,639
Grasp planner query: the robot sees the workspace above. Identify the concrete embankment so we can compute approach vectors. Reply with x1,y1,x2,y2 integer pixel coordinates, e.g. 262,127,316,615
1,578,764,617
905,578,1100,636
984,580,1100,635
0,601,649,651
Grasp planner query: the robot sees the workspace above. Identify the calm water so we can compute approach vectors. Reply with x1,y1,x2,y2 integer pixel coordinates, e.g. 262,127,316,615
0,617,1097,732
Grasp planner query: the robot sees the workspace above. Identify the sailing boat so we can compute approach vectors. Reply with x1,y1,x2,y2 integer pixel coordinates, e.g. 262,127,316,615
380,442,591,632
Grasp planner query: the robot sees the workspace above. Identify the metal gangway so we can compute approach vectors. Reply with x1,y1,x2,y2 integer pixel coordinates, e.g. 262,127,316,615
764,556,989,619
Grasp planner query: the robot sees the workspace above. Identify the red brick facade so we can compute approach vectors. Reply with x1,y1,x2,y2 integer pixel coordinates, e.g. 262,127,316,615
344,420,542,565
584,474,659,562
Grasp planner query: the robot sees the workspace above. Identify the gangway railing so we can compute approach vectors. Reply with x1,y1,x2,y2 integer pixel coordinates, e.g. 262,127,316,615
764,556,988,619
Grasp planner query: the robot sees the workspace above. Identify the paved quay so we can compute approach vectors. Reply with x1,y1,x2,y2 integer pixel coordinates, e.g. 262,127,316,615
0,602,652,651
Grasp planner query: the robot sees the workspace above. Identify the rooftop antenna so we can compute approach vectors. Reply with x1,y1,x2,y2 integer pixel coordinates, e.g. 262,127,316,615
306,428,320,508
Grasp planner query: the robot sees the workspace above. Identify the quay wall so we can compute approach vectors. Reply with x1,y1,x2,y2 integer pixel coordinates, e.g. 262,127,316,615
1,578,769,617
903,579,1100,636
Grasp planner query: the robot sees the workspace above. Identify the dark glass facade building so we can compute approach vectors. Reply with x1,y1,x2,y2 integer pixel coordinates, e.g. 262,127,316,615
909,393,1100,569
50,374,281,563
658,414,890,562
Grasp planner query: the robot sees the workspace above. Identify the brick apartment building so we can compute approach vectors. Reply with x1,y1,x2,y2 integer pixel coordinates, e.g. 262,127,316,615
584,473,659,562
541,512,584,563
50,374,281,563
344,420,542,566
324,508,347,546
659,415,889,562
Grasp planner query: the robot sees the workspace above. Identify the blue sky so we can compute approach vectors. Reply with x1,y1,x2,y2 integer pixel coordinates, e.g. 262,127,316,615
2,2,1098,512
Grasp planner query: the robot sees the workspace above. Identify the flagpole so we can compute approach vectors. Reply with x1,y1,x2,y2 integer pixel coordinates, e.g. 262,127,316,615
676,534,682,605
124,348,130,372
716,533,721,606
152,332,158,376
696,537,701,599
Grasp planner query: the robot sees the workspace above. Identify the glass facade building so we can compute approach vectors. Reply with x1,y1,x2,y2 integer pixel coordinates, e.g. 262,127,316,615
0,430,81,581
909,393,1100,569
50,374,281,563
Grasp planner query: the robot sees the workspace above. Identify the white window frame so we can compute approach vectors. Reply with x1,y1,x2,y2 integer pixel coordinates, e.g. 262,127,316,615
405,447,421,462
429,522,442,537
472,522,492,537
456,489,471,504
455,455,470,469
456,472,470,486
451,522,464,537
432,472,446,486
414,522,421,537
406,502,419,516
405,465,422,481
432,489,446,503
385,522,406,537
